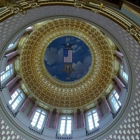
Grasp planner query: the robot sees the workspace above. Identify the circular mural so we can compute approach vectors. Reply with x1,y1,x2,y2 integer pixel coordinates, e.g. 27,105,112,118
44,36,92,82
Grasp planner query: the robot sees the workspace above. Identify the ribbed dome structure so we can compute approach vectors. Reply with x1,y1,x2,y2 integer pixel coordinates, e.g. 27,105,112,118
0,1,140,140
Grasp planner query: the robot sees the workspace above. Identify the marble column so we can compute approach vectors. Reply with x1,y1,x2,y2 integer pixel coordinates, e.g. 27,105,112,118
115,51,124,59
20,96,30,112
102,96,111,113
46,109,53,127
9,82,20,95
6,75,19,89
53,110,59,129
96,103,102,119
5,50,18,60
113,82,121,95
28,102,37,119
80,110,85,128
7,57,17,66
115,76,125,89
74,110,78,129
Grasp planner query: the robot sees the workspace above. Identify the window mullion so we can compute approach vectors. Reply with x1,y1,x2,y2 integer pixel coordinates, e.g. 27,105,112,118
36,111,41,127
92,112,95,128
11,91,19,106
114,94,120,108
65,117,67,134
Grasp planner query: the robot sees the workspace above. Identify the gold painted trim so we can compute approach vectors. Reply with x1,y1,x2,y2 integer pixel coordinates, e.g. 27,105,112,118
19,18,115,111
0,0,139,44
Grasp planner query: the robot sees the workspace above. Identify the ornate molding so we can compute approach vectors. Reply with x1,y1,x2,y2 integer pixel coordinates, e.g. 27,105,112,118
19,18,114,111
0,0,139,44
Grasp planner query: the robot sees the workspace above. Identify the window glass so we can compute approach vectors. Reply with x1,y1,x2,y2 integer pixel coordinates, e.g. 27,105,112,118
7,44,13,49
109,90,121,112
114,91,119,100
0,64,13,81
121,66,128,81
8,89,24,110
66,120,71,135
87,109,99,130
88,115,94,130
60,120,66,135
31,109,46,130
123,71,128,81
59,116,72,135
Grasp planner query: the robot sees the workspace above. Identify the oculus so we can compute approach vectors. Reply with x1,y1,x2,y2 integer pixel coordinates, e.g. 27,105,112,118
44,36,92,82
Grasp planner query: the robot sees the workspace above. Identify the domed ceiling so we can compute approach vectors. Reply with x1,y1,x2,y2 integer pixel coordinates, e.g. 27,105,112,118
19,18,115,111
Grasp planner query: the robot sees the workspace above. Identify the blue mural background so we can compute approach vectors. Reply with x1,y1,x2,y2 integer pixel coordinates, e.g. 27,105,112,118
44,36,92,82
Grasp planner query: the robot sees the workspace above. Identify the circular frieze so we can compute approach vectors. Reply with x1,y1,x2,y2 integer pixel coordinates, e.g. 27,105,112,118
20,18,114,108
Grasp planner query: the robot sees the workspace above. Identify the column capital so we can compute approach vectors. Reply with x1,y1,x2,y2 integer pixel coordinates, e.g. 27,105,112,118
35,100,39,104
28,95,32,98
73,109,78,113
102,95,106,99
80,108,84,112
56,109,60,114
49,107,54,112
94,100,98,104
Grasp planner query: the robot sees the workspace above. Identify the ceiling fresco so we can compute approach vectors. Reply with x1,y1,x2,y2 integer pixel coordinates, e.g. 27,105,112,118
44,36,92,82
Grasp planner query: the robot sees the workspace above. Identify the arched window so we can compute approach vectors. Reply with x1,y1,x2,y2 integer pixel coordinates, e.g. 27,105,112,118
0,64,13,81
9,89,24,110
87,109,99,130
59,116,72,135
31,109,46,130
109,90,121,112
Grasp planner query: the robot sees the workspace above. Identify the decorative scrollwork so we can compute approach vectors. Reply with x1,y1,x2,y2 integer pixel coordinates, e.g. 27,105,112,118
128,26,140,44
74,0,84,8
0,0,140,46
19,18,114,109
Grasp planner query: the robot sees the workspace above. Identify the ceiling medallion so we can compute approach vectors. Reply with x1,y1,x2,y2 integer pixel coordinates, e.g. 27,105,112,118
20,18,114,110
44,36,92,82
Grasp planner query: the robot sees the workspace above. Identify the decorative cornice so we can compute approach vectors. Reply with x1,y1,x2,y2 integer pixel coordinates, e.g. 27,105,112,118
0,0,139,45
